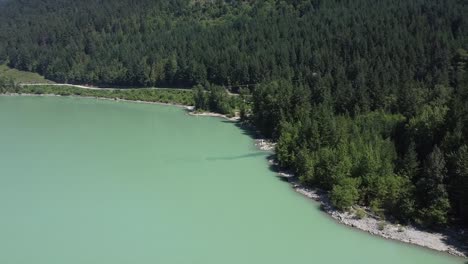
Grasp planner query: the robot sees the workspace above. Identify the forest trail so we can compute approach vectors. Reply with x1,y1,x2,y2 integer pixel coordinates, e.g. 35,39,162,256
19,83,192,91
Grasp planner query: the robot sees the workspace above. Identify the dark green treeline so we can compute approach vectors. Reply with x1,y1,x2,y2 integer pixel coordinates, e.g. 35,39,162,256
0,0,467,227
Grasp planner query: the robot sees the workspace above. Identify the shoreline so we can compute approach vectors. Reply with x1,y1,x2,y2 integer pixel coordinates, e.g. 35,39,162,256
255,139,467,259
187,111,240,122
1,93,237,119
0,92,195,110
20,82,193,91
3,92,466,258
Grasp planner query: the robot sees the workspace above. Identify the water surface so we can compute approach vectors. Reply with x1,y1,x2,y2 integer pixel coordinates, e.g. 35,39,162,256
0,96,463,264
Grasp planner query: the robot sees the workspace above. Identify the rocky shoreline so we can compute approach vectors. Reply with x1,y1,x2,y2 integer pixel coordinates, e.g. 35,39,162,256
255,139,467,259
187,111,240,121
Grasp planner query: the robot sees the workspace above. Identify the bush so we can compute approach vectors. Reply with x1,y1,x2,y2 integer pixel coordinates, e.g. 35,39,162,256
330,177,359,211
370,200,385,219
355,208,367,219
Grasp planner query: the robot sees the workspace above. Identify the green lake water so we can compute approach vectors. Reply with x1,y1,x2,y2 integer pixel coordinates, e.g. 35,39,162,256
0,96,464,264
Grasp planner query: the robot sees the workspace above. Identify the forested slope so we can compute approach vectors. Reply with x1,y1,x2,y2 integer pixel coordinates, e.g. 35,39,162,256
0,0,467,227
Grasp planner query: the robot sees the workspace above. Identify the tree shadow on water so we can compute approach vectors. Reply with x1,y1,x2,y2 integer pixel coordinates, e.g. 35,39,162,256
220,120,296,185
221,120,261,138
205,152,266,161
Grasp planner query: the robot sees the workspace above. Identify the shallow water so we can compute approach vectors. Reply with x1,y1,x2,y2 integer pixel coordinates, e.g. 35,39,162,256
0,96,464,264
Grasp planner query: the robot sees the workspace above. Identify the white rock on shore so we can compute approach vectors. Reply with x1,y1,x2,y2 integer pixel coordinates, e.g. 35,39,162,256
255,139,276,151
289,178,467,258
253,138,467,258
188,111,240,121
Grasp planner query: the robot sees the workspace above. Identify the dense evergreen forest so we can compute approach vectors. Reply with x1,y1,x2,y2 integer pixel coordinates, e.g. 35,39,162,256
1,0,467,228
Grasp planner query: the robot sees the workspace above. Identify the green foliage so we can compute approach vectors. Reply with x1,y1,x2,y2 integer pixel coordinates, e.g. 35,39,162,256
407,104,449,156
399,141,420,180
192,83,242,115
252,80,308,138
0,64,55,84
365,174,414,219
330,178,360,211
355,208,367,220
450,145,468,225
416,146,450,226
207,85,233,115
296,148,317,186
238,88,251,121
370,200,385,219
315,145,353,190
1,0,466,106
0,76,18,93
276,120,301,168
193,84,207,110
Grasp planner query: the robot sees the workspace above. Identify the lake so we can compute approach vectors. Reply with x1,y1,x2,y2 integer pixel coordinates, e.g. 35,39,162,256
0,96,463,264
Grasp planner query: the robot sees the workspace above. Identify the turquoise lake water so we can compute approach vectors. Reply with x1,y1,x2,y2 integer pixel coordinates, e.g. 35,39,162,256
0,96,464,264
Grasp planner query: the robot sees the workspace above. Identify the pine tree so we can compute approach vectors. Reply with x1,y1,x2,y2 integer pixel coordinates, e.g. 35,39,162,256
417,146,451,226
452,145,468,225
330,177,360,211
193,84,207,110
400,141,420,180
